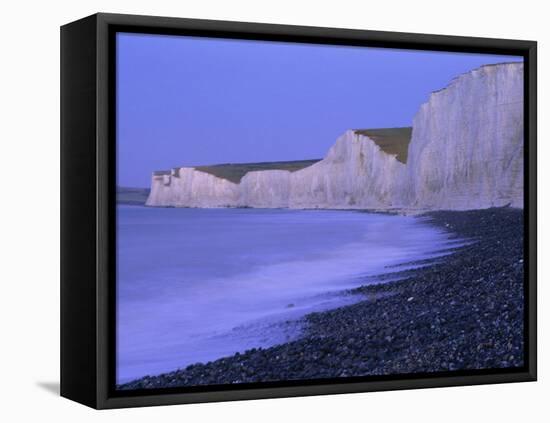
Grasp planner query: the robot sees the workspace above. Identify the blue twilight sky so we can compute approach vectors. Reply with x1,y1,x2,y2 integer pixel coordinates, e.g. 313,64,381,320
116,33,522,188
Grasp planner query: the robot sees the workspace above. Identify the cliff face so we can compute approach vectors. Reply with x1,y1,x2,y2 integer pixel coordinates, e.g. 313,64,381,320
404,62,524,210
145,168,240,207
145,131,405,209
239,170,291,208
146,62,524,211
289,130,406,209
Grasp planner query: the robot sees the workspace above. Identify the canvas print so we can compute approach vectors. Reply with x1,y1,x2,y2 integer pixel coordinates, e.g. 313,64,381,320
115,33,525,390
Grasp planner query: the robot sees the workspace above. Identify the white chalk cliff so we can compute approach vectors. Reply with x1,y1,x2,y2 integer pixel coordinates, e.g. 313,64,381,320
403,62,524,210
145,168,239,208
146,62,524,211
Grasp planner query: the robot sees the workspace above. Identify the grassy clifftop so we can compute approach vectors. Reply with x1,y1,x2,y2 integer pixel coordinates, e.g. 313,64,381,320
194,159,321,184
354,127,412,164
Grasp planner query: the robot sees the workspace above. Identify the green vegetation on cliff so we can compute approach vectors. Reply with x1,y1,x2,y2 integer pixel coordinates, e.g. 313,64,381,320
194,159,321,184
354,127,412,164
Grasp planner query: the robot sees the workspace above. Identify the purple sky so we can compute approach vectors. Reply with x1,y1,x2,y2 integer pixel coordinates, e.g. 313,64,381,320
116,32,522,188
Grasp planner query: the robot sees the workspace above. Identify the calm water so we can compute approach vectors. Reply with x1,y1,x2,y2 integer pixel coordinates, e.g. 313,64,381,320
116,206,456,383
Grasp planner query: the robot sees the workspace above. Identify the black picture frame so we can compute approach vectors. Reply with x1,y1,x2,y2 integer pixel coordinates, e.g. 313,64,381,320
60,12,537,409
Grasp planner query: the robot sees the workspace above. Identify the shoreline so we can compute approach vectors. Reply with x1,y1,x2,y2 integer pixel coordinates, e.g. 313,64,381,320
121,202,444,216
118,207,524,390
